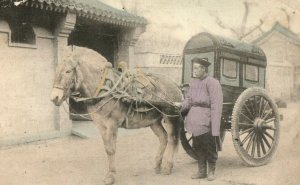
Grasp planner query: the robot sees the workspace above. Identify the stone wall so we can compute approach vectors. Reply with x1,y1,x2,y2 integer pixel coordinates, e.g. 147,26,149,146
0,14,72,146
134,52,182,84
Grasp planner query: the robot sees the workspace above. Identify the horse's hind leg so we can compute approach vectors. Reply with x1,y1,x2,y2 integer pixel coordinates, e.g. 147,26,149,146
162,117,180,175
150,122,167,174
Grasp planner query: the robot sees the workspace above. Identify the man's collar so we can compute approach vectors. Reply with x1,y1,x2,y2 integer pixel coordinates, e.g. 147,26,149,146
198,74,208,80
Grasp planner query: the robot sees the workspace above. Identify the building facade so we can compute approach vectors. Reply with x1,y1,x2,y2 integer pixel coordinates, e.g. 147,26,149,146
252,22,300,101
0,0,146,146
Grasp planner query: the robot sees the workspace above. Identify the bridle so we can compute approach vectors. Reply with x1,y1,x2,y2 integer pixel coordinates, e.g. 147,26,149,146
53,67,78,96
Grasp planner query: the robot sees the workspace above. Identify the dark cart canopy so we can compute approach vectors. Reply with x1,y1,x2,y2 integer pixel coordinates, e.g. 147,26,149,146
183,32,267,67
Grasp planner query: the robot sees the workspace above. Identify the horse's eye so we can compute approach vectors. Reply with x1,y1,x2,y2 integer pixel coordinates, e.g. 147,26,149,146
66,70,72,74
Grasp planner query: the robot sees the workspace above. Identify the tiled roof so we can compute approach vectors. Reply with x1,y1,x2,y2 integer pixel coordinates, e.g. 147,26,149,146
5,0,147,27
252,22,300,46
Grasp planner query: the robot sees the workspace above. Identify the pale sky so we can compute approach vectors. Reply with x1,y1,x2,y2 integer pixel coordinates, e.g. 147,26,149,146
100,0,300,53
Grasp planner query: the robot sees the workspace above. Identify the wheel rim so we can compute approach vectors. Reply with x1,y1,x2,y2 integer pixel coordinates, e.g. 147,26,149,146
235,94,279,159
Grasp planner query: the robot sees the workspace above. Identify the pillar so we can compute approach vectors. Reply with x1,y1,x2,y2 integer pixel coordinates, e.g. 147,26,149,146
118,26,146,69
53,12,76,131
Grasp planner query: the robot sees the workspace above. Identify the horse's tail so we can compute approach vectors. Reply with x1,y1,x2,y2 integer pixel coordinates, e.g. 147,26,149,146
167,114,184,151
175,116,183,150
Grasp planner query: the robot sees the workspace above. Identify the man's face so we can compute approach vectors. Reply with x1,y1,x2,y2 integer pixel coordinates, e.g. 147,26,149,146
192,63,206,78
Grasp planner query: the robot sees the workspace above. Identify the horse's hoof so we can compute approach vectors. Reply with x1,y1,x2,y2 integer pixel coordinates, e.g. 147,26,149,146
161,168,172,175
154,167,161,174
104,173,115,185
104,177,115,185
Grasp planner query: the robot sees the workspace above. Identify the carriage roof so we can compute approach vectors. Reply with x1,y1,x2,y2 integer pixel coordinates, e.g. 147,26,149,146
183,32,267,67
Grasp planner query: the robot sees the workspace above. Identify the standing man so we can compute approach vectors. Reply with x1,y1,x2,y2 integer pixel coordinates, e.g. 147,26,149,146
175,57,223,181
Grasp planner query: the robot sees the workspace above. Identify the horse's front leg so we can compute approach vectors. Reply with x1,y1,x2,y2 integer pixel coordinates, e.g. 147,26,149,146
97,119,118,185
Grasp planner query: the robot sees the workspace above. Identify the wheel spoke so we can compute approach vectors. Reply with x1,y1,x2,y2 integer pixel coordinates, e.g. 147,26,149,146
262,125,276,130
239,127,254,136
246,132,255,152
251,134,257,157
243,103,255,120
262,109,273,120
264,131,274,140
240,113,254,124
258,97,263,118
254,96,259,117
265,117,275,123
242,130,254,145
261,133,271,149
247,98,257,117
260,135,267,154
257,135,261,157
260,99,268,118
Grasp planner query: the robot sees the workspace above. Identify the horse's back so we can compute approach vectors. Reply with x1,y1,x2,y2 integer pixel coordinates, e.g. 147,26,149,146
148,73,182,102
134,73,182,109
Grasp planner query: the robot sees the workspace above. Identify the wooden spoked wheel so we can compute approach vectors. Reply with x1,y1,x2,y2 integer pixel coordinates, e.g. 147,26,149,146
231,87,280,166
181,128,226,160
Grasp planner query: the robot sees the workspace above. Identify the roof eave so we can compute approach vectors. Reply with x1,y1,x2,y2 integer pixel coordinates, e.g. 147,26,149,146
7,0,147,27
252,22,300,46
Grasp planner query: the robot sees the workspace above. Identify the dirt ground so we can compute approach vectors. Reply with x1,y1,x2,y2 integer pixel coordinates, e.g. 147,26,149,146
0,103,300,185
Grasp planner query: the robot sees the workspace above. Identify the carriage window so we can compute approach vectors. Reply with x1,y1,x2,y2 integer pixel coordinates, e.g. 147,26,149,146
222,59,237,79
245,64,259,82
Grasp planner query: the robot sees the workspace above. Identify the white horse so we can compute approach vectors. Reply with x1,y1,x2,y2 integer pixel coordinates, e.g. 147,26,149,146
50,46,183,185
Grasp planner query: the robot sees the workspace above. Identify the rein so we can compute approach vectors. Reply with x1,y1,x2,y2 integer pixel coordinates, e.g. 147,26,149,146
71,69,127,102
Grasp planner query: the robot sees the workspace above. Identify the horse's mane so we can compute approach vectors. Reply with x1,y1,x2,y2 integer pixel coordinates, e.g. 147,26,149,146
64,46,108,70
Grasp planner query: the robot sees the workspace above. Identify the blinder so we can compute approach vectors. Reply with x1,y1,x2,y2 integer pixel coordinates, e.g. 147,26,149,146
53,67,78,93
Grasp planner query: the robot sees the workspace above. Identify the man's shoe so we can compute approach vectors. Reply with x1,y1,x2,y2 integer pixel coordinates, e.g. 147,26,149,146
207,162,216,181
207,171,215,181
191,172,207,179
191,158,207,179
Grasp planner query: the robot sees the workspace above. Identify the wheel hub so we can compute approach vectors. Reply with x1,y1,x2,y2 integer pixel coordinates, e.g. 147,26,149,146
254,118,265,133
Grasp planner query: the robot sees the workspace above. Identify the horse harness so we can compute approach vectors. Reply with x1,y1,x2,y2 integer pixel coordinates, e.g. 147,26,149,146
69,64,178,126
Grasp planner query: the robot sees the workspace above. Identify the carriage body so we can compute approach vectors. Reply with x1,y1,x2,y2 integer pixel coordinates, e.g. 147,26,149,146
180,32,280,166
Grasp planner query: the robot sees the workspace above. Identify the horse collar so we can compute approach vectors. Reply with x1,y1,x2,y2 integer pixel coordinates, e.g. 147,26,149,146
93,66,110,97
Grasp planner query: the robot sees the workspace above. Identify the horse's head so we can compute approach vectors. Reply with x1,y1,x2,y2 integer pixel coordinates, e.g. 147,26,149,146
50,55,81,106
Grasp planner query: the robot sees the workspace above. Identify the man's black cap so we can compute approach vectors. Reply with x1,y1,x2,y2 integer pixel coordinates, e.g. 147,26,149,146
191,57,211,67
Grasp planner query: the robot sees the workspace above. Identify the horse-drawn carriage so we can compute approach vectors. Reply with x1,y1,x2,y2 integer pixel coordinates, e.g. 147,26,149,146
180,32,281,166
50,32,282,184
